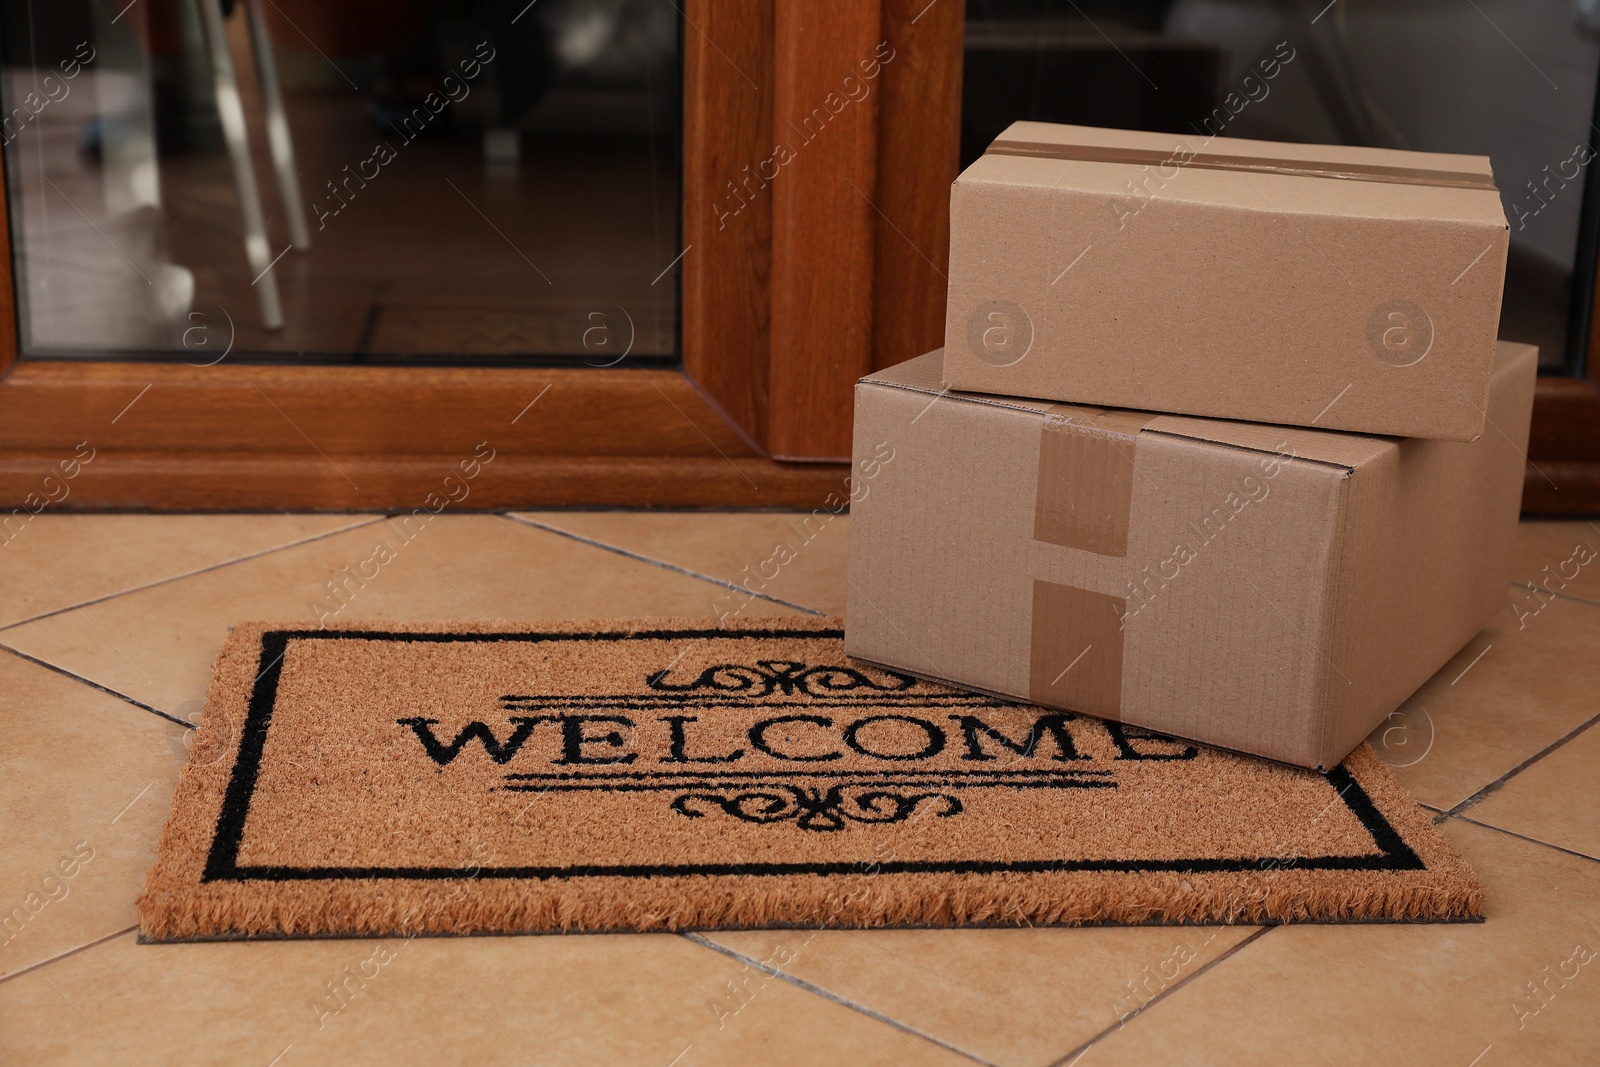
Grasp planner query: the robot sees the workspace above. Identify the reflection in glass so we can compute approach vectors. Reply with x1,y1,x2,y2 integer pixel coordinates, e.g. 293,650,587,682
1,0,681,365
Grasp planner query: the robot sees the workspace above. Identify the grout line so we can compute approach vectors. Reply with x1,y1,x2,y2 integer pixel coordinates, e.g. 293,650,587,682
0,645,189,728
499,514,827,617
0,516,388,634
1509,578,1600,612
0,926,137,987
1046,926,1275,1067
1450,814,1600,867
678,932,999,1067
1439,710,1600,821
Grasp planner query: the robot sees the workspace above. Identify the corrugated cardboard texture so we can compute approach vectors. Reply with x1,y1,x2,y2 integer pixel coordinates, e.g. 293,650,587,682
1315,342,1537,762
941,121,1509,441
848,346,1536,768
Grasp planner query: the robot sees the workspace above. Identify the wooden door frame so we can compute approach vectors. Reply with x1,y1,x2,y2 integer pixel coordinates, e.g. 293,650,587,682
0,0,964,510
1525,354,1600,515
16,2,1586,515
1520,69,1600,516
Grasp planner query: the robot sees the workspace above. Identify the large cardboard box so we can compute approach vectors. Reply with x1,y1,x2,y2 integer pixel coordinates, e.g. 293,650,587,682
847,343,1536,769
942,121,1510,441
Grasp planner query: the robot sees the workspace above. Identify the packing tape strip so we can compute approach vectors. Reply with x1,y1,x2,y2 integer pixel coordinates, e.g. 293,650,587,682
1028,580,1126,718
1033,406,1154,556
1028,407,1152,717
986,139,1498,192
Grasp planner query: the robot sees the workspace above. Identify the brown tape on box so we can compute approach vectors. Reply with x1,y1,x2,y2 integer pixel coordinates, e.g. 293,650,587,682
1033,407,1154,555
985,139,1498,191
1029,580,1127,719
1027,408,1152,719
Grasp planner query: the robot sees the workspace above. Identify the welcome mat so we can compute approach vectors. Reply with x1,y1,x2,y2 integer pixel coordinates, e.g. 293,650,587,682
139,618,1481,940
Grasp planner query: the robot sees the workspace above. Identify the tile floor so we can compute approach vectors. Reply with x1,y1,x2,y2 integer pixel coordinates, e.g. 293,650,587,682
1,511,1596,1066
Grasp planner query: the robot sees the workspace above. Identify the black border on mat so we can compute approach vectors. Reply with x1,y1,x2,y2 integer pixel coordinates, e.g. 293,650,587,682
201,626,1426,884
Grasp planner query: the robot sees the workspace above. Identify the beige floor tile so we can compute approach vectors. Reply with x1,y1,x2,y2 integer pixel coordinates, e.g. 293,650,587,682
514,511,850,616
1366,595,1600,810
0,653,179,979
704,923,1257,1066
1512,519,1600,603
0,513,374,629
0,930,974,1067
1088,819,1600,1066
0,515,799,716
1469,722,1600,860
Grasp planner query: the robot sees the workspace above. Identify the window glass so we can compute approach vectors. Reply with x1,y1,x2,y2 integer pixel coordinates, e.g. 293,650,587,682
0,0,681,366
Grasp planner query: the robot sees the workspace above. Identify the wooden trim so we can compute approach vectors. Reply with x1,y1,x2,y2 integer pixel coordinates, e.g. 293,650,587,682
767,0,883,461
869,0,964,371
1521,224,1600,514
1521,460,1600,515
0,144,15,379
680,0,773,450
0,362,757,455
0,451,850,510
0,361,864,507
1526,380,1600,514
1530,376,1600,462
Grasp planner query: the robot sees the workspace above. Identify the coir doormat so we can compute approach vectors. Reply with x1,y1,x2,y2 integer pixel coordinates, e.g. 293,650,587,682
139,618,1481,940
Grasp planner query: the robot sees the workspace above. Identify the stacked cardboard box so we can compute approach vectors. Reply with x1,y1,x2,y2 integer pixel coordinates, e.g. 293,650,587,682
847,122,1536,770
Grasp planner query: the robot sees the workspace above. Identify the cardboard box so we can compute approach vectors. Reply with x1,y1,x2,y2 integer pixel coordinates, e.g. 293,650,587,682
942,121,1510,441
847,343,1536,769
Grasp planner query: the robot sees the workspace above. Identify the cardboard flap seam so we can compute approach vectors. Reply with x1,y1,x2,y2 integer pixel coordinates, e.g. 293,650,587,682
984,138,1497,191
861,378,1058,419
864,380,1375,470
958,168,1511,233
1139,429,1358,474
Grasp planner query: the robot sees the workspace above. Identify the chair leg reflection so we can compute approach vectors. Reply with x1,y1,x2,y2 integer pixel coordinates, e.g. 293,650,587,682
195,0,285,330
243,0,312,253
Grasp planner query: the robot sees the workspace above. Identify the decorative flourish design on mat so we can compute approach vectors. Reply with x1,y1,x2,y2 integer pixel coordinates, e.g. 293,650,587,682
646,659,918,698
502,769,1115,830
670,783,962,832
